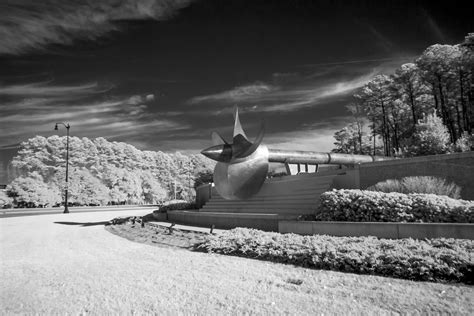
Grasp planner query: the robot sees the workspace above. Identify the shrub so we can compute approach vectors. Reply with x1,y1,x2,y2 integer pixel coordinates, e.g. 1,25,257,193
317,189,474,223
196,228,474,284
368,179,405,194
367,176,462,199
453,132,473,152
407,112,450,156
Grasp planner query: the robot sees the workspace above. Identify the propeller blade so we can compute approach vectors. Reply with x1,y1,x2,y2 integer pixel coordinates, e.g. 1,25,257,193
232,107,248,140
211,131,228,146
234,121,265,158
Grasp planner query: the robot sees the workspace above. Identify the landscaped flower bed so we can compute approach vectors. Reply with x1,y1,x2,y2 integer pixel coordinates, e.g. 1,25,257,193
318,189,474,223
196,228,474,284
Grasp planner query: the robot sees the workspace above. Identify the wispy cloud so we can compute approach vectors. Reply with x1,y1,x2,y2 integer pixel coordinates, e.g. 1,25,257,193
188,59,411,114
365,25,395,52
0,80,188,146
264,128,341,153
187,82,277,105
0,81,110,97
188,70,378,113
420,9,447,43
0,0,193,55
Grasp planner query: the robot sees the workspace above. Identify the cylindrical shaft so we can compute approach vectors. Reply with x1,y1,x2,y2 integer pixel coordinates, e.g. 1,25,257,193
267,149,392,165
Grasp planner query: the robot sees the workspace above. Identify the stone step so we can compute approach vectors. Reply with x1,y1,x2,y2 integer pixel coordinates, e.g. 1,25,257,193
202,204,316,210
206,196,320,203
202,202,316,209
238,180,333,190
199,208,314,215
209,189,328,201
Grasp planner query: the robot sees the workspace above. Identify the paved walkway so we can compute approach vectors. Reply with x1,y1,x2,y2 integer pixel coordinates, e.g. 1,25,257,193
1,210,473,314
0,205,157,218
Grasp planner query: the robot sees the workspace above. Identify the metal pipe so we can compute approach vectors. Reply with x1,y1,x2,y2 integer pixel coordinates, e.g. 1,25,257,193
267,149,393,165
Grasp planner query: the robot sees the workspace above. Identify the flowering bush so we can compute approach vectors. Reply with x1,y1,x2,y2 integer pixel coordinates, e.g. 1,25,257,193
196,228,474,284
317,190,473,223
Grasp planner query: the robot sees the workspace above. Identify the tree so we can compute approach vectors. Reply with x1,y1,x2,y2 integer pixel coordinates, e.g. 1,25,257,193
416,44,467,142
357,75,396,156
6,135,217,206
6,172,61,207
407,112,451,156
0,190,13,209
194,169,213,189
393,63,431,129
67,169,109,206
140,172,168,204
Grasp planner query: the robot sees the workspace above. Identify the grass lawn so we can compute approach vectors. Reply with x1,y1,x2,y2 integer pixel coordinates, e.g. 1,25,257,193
106,218,474,314
1,211,473,314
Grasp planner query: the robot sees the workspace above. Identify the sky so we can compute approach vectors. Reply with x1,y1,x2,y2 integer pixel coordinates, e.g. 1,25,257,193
0,0,472,182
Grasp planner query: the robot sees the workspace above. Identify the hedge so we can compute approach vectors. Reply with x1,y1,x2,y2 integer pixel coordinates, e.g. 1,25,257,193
317,189,474,223
195,228,474,284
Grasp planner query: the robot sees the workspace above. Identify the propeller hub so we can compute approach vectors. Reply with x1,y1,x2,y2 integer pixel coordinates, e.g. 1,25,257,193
201,144,233,163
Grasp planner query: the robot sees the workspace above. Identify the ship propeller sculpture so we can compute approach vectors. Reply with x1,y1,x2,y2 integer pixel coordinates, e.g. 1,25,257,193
201,108,392,200
201,108,269,200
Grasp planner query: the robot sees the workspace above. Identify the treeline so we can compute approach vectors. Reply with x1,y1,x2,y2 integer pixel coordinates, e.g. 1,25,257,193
2,136,214,208
333,33,473,156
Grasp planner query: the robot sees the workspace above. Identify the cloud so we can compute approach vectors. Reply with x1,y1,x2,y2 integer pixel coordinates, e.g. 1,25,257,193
420,9,447,43
365,25,395,52
187,82,278,104
188,58,411,114
262,116,354,153
264,128,340,153
0,81,186,147
128,94,155,105
0,0,193,55
0,81,110,97
189,72,376,113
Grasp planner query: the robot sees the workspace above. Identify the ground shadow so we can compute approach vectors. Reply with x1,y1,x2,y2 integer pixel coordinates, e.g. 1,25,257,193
54,221,109,227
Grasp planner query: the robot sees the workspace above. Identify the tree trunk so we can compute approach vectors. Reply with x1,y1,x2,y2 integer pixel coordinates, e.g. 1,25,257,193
394,123,400,153
455,103,463,135
459,70,470,133
408,83,417,127
468,71,474,133
436,75,456,142
372,121,376,156
381,101,389,156
432,83,441,116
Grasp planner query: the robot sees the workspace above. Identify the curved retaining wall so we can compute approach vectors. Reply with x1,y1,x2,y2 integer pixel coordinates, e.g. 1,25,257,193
358,152,473,200
279,221,474,240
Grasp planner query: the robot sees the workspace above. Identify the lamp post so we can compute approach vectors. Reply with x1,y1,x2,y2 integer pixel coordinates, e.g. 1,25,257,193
54,122,70,214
